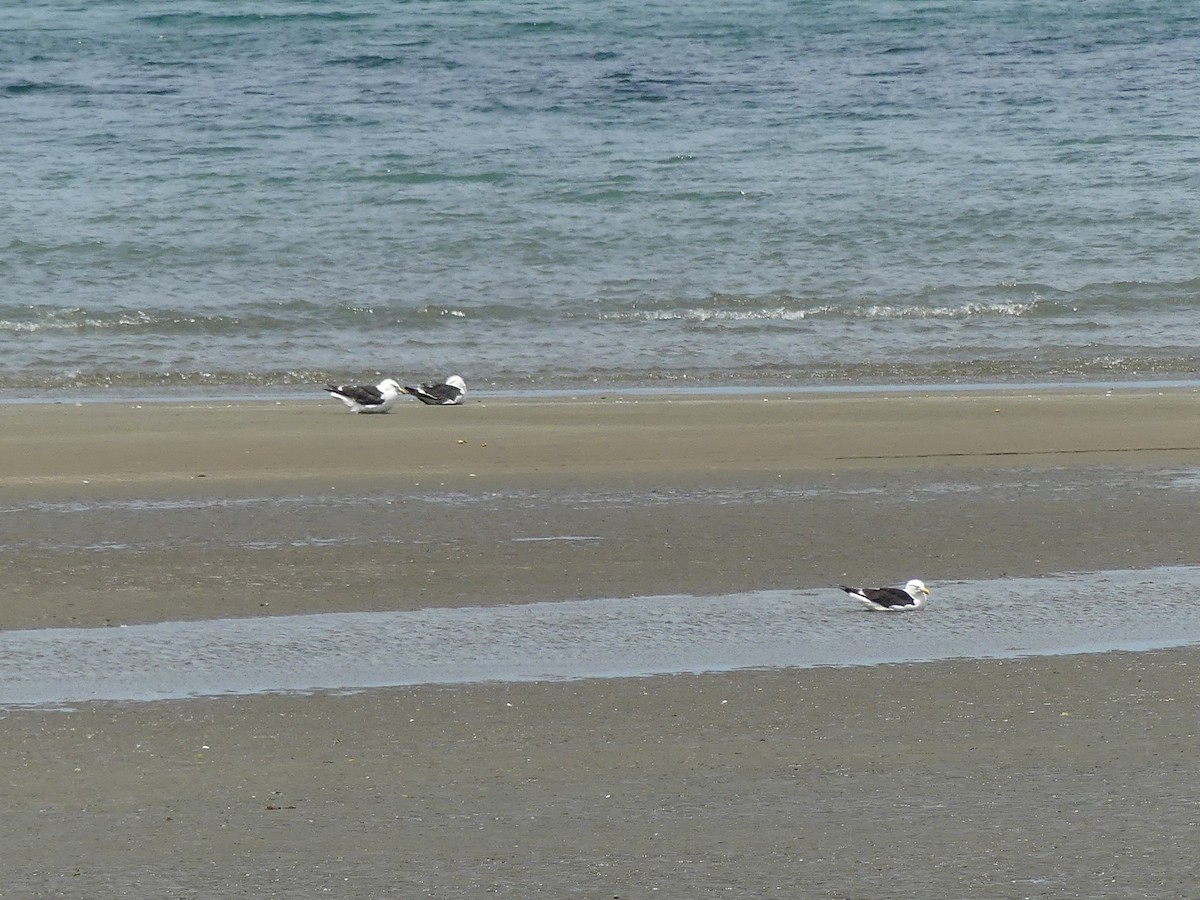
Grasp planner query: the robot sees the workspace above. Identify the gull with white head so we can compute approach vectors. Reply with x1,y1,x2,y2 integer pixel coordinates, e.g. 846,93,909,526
404,375,467,406
839,579,931,611
324,378,404,414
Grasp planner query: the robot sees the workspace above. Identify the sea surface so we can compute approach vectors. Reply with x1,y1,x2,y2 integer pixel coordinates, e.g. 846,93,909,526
3,1,1200,395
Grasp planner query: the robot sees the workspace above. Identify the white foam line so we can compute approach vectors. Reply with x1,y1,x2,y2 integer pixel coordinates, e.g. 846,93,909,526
510,535,604,542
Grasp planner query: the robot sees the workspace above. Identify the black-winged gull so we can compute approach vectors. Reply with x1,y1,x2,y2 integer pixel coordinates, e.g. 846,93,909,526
839,579,931,611
404,375,467,406
324,378,404,414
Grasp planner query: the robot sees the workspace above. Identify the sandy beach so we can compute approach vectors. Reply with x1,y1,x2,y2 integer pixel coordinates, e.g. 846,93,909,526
3,387,1200,898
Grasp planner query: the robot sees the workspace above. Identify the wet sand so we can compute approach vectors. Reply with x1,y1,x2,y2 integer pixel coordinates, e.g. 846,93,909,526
5,652,1200,898
3,388,1200,897
4,388,1200,631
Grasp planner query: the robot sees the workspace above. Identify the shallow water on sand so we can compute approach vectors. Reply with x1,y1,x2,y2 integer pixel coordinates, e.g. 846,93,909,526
1,566,1195,708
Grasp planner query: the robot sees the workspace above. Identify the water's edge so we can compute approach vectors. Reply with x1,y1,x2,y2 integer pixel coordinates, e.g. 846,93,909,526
3,377,1200,407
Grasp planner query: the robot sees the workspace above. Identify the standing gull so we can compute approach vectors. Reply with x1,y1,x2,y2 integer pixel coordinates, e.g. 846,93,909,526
324,378,404,414
404,375,467,406
839,579,931,611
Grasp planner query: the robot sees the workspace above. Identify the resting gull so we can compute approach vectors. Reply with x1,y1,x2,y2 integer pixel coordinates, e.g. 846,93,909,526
324,378,404,414
839,579,931,611
404,375,467,406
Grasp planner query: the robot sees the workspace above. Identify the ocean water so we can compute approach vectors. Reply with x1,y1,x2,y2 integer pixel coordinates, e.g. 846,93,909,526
3,1,1200,394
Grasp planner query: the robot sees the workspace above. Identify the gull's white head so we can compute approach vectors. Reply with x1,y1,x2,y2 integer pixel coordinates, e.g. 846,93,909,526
445,375,467,392
377,378,403,396
905,579,931,600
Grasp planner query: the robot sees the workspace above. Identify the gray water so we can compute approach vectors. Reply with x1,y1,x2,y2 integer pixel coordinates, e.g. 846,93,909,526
4,1,1200,391
1,566,1193,708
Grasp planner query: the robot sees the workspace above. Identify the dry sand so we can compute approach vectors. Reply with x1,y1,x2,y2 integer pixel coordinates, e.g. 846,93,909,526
3,387,1200,898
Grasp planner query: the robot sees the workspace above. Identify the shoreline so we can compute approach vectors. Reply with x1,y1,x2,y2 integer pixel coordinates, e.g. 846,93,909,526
3,374,1200,406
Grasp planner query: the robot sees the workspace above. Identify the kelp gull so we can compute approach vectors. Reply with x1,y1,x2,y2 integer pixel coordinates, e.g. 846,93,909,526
840,579,931,611
324,378,404,414
404,375,467,406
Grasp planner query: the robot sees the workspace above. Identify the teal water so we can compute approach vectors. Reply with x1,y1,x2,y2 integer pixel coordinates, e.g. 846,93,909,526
3,1,1200,392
